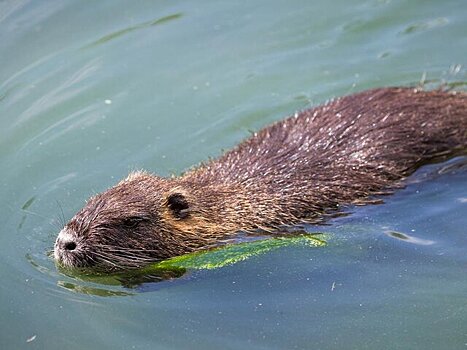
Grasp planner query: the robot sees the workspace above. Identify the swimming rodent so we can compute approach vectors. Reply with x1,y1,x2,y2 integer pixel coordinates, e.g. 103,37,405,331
54,87,467,271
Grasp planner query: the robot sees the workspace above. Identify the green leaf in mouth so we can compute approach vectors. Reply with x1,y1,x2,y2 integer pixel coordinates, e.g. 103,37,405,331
144,233,327,273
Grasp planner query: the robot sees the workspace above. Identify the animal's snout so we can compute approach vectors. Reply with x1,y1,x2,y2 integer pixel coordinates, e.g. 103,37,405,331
55,234,77,251
54,229,79,261
63,240,76,251
53,228,99,269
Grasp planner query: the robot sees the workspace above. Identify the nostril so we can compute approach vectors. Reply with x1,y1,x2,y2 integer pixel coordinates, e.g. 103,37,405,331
64,241,77,251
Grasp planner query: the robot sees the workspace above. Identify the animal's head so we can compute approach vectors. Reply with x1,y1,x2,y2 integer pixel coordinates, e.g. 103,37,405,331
53,171,213,271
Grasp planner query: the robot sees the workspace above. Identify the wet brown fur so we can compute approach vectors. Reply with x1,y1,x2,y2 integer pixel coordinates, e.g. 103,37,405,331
54,87,467,271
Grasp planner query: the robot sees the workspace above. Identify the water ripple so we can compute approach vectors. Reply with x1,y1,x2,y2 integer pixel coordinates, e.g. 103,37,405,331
12,57,102,129
0,0,29,24
82,13,183,49
400,17,449,35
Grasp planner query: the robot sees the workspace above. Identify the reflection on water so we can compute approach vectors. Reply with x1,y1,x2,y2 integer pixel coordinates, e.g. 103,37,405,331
57,281,134,297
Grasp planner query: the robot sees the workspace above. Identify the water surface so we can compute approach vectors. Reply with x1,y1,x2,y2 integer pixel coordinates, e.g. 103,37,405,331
1,0,466,349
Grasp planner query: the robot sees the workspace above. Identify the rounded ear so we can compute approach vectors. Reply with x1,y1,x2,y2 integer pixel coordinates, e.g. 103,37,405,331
166,192,190,219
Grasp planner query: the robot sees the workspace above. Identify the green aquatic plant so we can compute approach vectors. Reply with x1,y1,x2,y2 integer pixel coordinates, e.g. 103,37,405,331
144,233,326,272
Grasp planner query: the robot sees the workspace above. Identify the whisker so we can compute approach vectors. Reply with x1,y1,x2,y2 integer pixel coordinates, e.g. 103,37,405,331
56,200,67,228
92,251,125,269
21,208,63,231
92,248,156,269
94,244,163,253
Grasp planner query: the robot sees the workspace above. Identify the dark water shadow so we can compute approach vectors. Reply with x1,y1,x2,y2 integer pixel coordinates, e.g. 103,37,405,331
56,267,189,295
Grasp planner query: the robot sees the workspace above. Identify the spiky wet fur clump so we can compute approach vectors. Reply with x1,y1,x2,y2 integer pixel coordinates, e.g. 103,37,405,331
54,87,467,271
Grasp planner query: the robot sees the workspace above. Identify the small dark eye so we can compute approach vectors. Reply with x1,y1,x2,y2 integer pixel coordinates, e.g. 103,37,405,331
122,217,144,228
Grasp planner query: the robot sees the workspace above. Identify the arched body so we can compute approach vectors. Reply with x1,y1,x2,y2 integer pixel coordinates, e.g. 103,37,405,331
54,87,467,271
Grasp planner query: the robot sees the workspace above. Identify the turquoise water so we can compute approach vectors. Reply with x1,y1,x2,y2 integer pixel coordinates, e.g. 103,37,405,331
1,0,466,349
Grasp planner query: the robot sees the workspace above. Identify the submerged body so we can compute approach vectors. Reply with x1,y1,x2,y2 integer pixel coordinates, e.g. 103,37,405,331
54,87,467,271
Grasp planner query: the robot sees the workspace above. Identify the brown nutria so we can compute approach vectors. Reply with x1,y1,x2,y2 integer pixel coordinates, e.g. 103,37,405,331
54,87,467,271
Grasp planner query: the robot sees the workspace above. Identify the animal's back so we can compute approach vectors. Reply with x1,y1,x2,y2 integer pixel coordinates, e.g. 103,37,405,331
187,87,467,222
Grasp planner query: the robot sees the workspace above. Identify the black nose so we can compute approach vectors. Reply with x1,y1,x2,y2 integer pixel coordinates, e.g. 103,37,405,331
64,241,77,251
56,236,78,252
